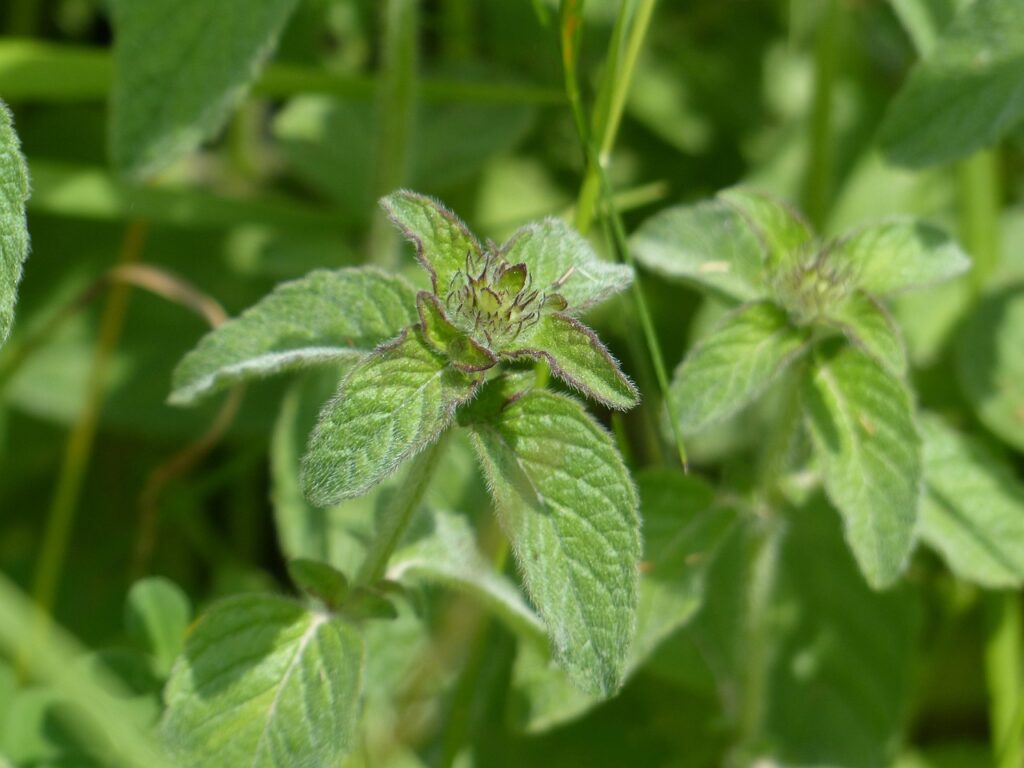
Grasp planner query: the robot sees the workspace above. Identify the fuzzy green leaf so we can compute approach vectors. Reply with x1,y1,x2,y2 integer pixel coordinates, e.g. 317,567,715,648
110,0,299,178
170,268,418,406
162,595,362,768
389,509,546,643
510,470,735,732
832,219,970,296
416,291,496,372
503,313,638,410
670,302,810,434
629,198,767,302
803,343,921,589
826,290,907,376
956,286,1024,451
0,101,29,349
380,190,484,296
287,559,349,609
920,415,1024,587
879,0,1024,167
125,577,192,678
302,328,481,506
469,389,640,696
500,218,633,312
719,187,814,273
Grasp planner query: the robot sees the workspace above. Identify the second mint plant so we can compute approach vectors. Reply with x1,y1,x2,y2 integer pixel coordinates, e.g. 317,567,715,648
170,191,641,695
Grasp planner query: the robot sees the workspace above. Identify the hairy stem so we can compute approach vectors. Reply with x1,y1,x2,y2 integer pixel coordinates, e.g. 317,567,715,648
355,437,445,587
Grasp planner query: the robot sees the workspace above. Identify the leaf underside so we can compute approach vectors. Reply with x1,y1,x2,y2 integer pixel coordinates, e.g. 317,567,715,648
0,100,30,349
171,268,418,405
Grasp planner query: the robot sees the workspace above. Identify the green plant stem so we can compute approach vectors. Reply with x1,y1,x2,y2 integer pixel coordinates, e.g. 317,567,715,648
955,146,1016,767
957,149,1001,295
23,221,148,665
985,592,1023,768
370,0,419,269
441,0,475,61
0,40,563,105
560,0,686,469
355,439,445,587
737,519,783,753
576,0,657,235
803,0,841,230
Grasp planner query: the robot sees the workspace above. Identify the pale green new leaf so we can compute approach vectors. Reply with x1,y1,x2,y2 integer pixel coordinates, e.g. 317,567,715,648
0,101,29,349
171,268,418,405
920,415,1024,587
629,198,767,301
110,0,300,178
389,509,546,643
832,219,970,296
380,189,484,295
500,218,633,311
503,313,638,410
162,595,362,768
302,328,481,506
826,290,907,376
125,577,192,677
956,286,1024,451
469,389,640,696
511,470,736,732
879,0,1024,167
719,187,814,273
670,302,810,434
803,343,921,589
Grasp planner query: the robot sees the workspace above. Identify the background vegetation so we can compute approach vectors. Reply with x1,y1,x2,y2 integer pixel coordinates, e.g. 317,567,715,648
1,0,1023,766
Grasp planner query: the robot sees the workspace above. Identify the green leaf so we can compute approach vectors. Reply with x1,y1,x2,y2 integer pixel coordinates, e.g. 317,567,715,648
761,497,920,767
919,415,1024,587
719,187,814,273
389,508,546,642
0,100,29,349
125,577,192,677
499,218,633,312
416,291,496,372
170,268,418,406
110,0,299,178
629,198,767,302
162,595,362,768
287,559,349,609
832,219,970,296
468,388,640,696
956,286,1024,451
510,470,736,732
302,328,481,506
271,369,377,577
380,189,484,296
803,343,921,589
503,313,638,410
825,290,907,376
670,302,811,434
879,0,1024,167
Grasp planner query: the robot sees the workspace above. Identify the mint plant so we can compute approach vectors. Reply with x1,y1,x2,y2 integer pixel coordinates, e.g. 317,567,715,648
7,1,1024,766
632,187,970,588
163,190,641,763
